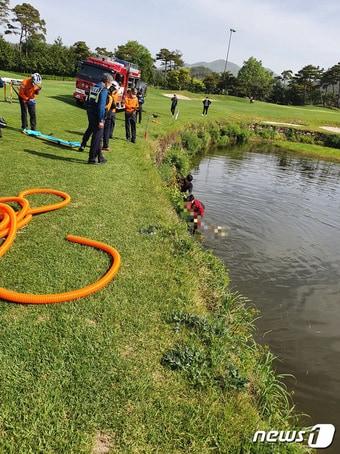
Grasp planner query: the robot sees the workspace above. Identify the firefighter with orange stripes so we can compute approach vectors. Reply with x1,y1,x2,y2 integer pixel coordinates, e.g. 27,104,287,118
124,88,139,143
102,85,120,151
18,73,42,131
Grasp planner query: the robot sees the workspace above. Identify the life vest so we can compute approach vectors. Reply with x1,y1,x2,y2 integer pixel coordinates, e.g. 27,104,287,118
106,91,119,112
19,78,40,101
125,96,139,113
88,85,104,104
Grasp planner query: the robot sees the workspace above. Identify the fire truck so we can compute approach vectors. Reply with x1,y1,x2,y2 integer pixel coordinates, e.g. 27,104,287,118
73,56,146,108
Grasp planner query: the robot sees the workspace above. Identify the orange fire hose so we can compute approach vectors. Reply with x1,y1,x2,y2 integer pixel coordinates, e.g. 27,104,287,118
0,204,17,258
0,189,121,304
0,212,9,231
18,188,71,215
0,196,30,238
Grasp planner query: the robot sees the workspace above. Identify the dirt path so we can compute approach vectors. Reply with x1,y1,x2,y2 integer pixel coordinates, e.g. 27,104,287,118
320,126,340,134
262,121,302,127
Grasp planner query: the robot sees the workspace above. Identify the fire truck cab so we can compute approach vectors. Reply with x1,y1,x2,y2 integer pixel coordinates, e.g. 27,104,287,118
73,56,146,109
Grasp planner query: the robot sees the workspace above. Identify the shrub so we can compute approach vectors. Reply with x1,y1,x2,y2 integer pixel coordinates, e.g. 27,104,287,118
220,123,251,144
256,127,277,140
158,162,175,185
216,135,230,147
167,186,186,215
181,130,203,154
164,146,190,175
296,133,315,144
206,123,220,143
197,129,211,150
324,134,340,149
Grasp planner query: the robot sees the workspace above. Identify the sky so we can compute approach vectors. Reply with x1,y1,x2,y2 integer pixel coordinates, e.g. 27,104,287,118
7,0,340,74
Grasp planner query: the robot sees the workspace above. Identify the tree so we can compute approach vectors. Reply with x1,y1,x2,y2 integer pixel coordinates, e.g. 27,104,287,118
281,69,293,86
320,64,340,106
115,40,154,83
156,48,184,72
70,41,91,62
190,66,212,80
166,67,191,90
0,35,15,69
189,77,205,93
12,3,46,53
268,77,286,104
0,0,10,28
290,65,323,104
218,71,237,94
170,50,184,69
203,72,220,93
156,48,172,73
237,57,274,99
95,47,113,58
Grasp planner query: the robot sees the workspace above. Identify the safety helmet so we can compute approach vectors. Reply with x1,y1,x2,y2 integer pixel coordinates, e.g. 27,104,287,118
31,73,42,85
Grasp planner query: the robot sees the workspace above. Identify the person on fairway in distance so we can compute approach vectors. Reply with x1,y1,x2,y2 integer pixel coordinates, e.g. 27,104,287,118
137,89,145,124
18,73,42,131
102,85,119,151
124,88,139,143
86,72,113,164
202,96,211,116
170,94,178,116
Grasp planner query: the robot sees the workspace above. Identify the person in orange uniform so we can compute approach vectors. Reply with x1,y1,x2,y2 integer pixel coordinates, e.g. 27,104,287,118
124,88,139,143
102,85,120,150
18,73,42,130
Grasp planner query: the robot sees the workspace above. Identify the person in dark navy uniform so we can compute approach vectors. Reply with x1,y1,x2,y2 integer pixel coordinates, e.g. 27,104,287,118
80,73,113,164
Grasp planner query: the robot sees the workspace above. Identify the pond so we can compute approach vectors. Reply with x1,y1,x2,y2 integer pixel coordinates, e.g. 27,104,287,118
191,144,340,451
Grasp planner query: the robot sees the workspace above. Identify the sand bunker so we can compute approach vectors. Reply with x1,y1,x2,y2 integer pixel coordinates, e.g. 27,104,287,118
320,126,340,134
163,93,191,100
262,121,302,127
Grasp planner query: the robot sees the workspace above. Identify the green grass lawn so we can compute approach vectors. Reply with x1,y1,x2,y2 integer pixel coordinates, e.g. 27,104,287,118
0,75,333,452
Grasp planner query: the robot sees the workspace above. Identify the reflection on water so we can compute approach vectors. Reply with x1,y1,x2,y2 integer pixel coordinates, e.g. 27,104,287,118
192,144,340,452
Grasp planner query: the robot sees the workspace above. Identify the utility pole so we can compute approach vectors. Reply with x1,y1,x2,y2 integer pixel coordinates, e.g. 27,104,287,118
223,28,236,93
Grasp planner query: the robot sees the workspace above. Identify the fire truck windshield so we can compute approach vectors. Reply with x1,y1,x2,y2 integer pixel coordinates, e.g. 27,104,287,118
77,63,112,82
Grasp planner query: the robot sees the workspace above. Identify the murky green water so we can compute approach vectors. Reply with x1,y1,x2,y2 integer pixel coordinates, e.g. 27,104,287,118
192,144,340,451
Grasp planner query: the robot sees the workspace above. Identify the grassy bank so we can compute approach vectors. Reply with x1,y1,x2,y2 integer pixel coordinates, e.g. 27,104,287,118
275,140,340,161
0,76,331,452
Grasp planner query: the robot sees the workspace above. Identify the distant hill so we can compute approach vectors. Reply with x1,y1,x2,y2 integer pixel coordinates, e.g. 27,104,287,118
189,66,213,79
187,59,240,76
187,59,277,77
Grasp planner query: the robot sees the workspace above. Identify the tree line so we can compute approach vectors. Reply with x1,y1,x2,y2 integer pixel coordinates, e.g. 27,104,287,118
1,1,339,106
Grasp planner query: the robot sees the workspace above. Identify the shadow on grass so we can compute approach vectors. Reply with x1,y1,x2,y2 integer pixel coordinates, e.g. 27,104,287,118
49,95,83,108
4,125,22,133
65,129,84,136
24,148,87,164
0,99,19,104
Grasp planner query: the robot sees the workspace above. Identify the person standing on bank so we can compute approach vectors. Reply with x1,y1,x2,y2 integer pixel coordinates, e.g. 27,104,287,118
170,94,178,116
86,72,113,164
102,85,119,151
137,89,144,124
202,96,212,116
18,73,42,131
125,88,139,143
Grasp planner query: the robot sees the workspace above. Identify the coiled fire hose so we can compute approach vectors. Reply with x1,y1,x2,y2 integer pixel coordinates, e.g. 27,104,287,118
0,189,121,304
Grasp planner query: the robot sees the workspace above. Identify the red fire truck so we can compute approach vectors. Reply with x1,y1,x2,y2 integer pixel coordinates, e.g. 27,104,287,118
73,56,146,108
